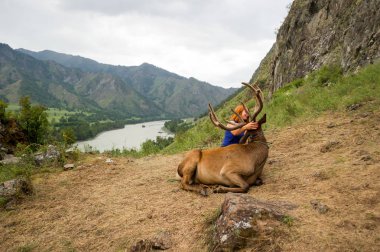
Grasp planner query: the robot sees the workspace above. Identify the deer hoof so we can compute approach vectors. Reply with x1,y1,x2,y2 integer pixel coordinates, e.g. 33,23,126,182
253,178,263,186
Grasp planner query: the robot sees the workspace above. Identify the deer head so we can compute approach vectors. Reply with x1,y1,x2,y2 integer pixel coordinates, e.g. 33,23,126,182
208,82,266,144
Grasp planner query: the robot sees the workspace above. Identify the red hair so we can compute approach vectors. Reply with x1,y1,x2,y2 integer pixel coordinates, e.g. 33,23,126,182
230,104,246,123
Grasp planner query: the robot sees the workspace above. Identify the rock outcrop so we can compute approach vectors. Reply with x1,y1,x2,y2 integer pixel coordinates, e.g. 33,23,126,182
250,0,380,97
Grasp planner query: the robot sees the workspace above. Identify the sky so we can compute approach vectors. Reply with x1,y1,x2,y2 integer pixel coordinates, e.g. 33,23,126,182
0,0,292,88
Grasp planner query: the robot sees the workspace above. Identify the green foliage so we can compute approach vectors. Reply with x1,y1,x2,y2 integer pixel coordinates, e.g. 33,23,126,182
0,99,7,122
282,215,295,227
107,136,174,158
0,163,33,184
306,64,343,87
164,119,193,133
18,96,49,144
61,127,77,146
16,244,37,252
0,196,7,208
163,62,380,153
53,112,167,141
203,207,222,250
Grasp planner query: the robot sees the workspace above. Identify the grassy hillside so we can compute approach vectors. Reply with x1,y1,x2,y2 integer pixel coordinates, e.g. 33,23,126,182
162,62,380,154
1,108,379,251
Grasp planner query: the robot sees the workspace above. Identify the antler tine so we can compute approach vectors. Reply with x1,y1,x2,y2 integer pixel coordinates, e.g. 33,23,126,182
224,119,240,125
239,132,250,144
240,102,251,121
208,103,247,131
241,82,263,121
231,108,245,123
252,84,264,121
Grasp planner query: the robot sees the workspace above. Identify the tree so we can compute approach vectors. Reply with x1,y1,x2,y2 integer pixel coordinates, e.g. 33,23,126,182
18,96,50,144
61,127,76,146
0,99,8,123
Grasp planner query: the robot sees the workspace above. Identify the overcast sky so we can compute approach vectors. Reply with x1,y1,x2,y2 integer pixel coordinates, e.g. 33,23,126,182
0,0,292,88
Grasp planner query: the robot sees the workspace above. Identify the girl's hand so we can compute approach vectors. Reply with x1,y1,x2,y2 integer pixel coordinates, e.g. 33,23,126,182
243,122,259,131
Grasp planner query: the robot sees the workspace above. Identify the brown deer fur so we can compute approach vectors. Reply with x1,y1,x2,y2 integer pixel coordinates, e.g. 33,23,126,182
177,83,268,194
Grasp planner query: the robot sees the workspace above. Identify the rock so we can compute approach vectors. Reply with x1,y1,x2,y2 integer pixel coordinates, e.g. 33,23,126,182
267,0,380,96
0,178,33,198
360,155,373,161
212,193,297,251
0,177,33,209
326,122,336,128
105,158,114,164
320,140,340,153
267,158,279,165
310,199,329,214
34,153,45,166
34,145,61,166
359,155,375,165
45,145,60,159
129,232,172,251
63,163,75,171
312,170,329,181
129,239,153,252
151,231,172,250
346,103,362,111
0,154,21,165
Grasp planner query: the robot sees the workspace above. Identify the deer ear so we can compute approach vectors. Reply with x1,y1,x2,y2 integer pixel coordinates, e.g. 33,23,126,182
258,114,266,125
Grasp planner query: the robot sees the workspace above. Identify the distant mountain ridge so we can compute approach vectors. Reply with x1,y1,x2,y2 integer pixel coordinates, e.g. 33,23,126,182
0,43,237,119
1,44,161,118
17,48,237,116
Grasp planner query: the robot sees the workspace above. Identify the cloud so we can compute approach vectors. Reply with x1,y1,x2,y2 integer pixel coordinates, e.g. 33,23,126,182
0,0,292,87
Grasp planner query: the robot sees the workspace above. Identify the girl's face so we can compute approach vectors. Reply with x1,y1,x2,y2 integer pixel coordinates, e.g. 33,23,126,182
241,110,249,120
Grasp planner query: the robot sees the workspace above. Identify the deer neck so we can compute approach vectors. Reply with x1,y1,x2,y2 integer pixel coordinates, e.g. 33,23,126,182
248,129,267,145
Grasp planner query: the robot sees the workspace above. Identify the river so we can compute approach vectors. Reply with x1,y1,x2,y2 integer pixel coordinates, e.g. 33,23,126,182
75,120,173,152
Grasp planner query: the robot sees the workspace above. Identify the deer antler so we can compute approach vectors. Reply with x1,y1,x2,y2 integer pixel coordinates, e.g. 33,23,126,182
208,82,264,132
241,82,263,122
240,102,251,121
208,104,247,131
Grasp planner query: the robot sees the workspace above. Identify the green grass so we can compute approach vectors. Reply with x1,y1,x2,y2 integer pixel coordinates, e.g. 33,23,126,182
162,62,380,154
46,108,92,122
282,215,295,227
5,104,91,123
16,243,37,252
0,163,33,184
6,103,20,111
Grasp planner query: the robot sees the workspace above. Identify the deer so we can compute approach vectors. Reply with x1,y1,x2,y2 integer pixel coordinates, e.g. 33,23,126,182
177,82,268,195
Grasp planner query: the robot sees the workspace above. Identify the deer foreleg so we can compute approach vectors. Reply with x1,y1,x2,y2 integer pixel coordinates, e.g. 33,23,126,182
213,172,250,193
247,159,267,186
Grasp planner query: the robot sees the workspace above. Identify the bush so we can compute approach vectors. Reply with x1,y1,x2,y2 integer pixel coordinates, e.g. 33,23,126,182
18,96,49,144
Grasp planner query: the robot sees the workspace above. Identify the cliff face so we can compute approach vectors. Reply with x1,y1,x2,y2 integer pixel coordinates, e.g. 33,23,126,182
262,0,379,96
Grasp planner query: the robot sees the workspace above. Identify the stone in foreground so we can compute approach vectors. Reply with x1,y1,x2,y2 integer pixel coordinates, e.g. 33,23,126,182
212,193,297,251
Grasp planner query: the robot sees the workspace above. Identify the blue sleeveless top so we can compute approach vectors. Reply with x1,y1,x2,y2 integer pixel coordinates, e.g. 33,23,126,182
221,131,244,147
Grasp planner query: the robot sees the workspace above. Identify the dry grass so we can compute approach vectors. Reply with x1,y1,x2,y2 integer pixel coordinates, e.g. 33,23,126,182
1,107,379,251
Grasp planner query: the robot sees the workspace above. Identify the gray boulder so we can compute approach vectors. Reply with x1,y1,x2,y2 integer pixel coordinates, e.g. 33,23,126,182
212,193,297,251
0,177,33,209
34,145,61,166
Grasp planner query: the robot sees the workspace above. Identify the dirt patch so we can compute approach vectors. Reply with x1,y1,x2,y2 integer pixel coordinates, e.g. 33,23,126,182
1,109,379,251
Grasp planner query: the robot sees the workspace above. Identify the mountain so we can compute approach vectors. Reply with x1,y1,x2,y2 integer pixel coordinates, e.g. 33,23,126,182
0,44,161,118
15,48,237,117
249,0,380,96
